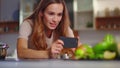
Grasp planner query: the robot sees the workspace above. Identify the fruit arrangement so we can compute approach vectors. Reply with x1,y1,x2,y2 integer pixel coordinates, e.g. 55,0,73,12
74,34,119,60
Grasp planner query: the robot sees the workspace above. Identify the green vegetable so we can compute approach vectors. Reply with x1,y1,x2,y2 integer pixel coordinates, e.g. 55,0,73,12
93,34,117,59
75,44,95,59
103,34,115,44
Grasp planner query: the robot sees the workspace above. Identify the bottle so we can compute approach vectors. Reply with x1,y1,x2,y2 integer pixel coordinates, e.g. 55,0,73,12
4,26,9,32
104,8,110,17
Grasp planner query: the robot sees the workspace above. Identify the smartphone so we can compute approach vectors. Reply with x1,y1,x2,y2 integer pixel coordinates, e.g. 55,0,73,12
60,36,78,48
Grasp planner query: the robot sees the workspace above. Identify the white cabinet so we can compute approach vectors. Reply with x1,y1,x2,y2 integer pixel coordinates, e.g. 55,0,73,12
19,0,38,25
74,0,94,30
77,0,93,12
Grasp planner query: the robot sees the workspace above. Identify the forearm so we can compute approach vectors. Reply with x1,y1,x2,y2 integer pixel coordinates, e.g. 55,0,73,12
17,48,49,59
17,38,50,59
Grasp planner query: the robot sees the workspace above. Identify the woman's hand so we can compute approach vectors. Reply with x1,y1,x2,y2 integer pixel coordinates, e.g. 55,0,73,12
77,36,82,46
71,36,82,52
50,39,64,58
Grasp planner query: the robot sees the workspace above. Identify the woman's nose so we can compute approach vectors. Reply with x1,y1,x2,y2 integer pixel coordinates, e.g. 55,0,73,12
53,16,58,22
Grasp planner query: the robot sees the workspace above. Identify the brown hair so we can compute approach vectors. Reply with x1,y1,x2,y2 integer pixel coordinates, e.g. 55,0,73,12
25,0,71,50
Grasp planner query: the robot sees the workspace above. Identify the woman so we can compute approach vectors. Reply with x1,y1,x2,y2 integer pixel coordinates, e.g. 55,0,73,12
17,0,79,59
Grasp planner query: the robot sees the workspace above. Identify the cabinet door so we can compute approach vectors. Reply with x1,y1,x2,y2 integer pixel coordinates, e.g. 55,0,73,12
74,0,93,30
19,0,40,25
77,0,93,12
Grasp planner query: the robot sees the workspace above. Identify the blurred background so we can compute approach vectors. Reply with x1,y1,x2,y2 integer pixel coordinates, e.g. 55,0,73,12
0,0,120,57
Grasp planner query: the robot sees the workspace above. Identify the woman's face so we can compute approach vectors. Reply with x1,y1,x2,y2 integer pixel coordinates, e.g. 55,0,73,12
42,3,63,30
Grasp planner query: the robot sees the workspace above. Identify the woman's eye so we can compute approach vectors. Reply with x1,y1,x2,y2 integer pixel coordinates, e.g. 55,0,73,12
49,13,54,15
58,13,63,17
48,12,63,17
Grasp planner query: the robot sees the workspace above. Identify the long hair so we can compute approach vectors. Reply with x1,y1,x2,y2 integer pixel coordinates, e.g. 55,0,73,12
25,0,71,50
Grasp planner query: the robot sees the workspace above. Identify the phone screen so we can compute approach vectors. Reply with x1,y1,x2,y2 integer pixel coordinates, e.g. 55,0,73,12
60,36,78,48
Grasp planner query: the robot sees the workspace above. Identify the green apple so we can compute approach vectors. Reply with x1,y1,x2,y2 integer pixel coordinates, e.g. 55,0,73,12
75,48,85,59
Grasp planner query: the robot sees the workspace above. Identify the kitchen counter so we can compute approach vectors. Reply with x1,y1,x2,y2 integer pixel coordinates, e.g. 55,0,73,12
0,58,120,68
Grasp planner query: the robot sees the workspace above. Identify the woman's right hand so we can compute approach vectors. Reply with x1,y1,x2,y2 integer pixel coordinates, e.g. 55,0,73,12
50,39,64,58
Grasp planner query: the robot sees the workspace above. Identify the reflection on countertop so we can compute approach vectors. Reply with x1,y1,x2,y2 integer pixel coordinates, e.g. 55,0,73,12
0,58,120,68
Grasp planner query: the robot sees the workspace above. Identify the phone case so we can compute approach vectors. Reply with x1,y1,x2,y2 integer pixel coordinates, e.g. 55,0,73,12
60,36,78,48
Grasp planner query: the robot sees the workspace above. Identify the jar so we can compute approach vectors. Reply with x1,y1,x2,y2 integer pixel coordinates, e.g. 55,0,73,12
0,42,9,60
104,8,110,17
113,7,120,16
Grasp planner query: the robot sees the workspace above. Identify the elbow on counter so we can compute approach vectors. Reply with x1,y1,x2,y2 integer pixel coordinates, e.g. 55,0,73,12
17,49,26,59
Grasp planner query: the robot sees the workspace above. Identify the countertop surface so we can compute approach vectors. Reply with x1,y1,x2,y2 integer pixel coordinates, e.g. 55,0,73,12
0,58,120,68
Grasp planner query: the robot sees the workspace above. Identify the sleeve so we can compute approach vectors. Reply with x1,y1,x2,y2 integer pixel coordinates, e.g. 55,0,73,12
18,20,32,40
67,27,74,37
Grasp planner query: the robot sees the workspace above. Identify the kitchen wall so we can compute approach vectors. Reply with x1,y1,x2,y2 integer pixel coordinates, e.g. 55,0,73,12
0,0,19,21
0,33,18,56
94,0,120,17
94,0,120,11
78,30,120,46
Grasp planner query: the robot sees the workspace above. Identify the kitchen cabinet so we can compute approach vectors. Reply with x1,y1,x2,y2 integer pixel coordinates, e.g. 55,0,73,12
93,0,120,30
74,0,94,30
